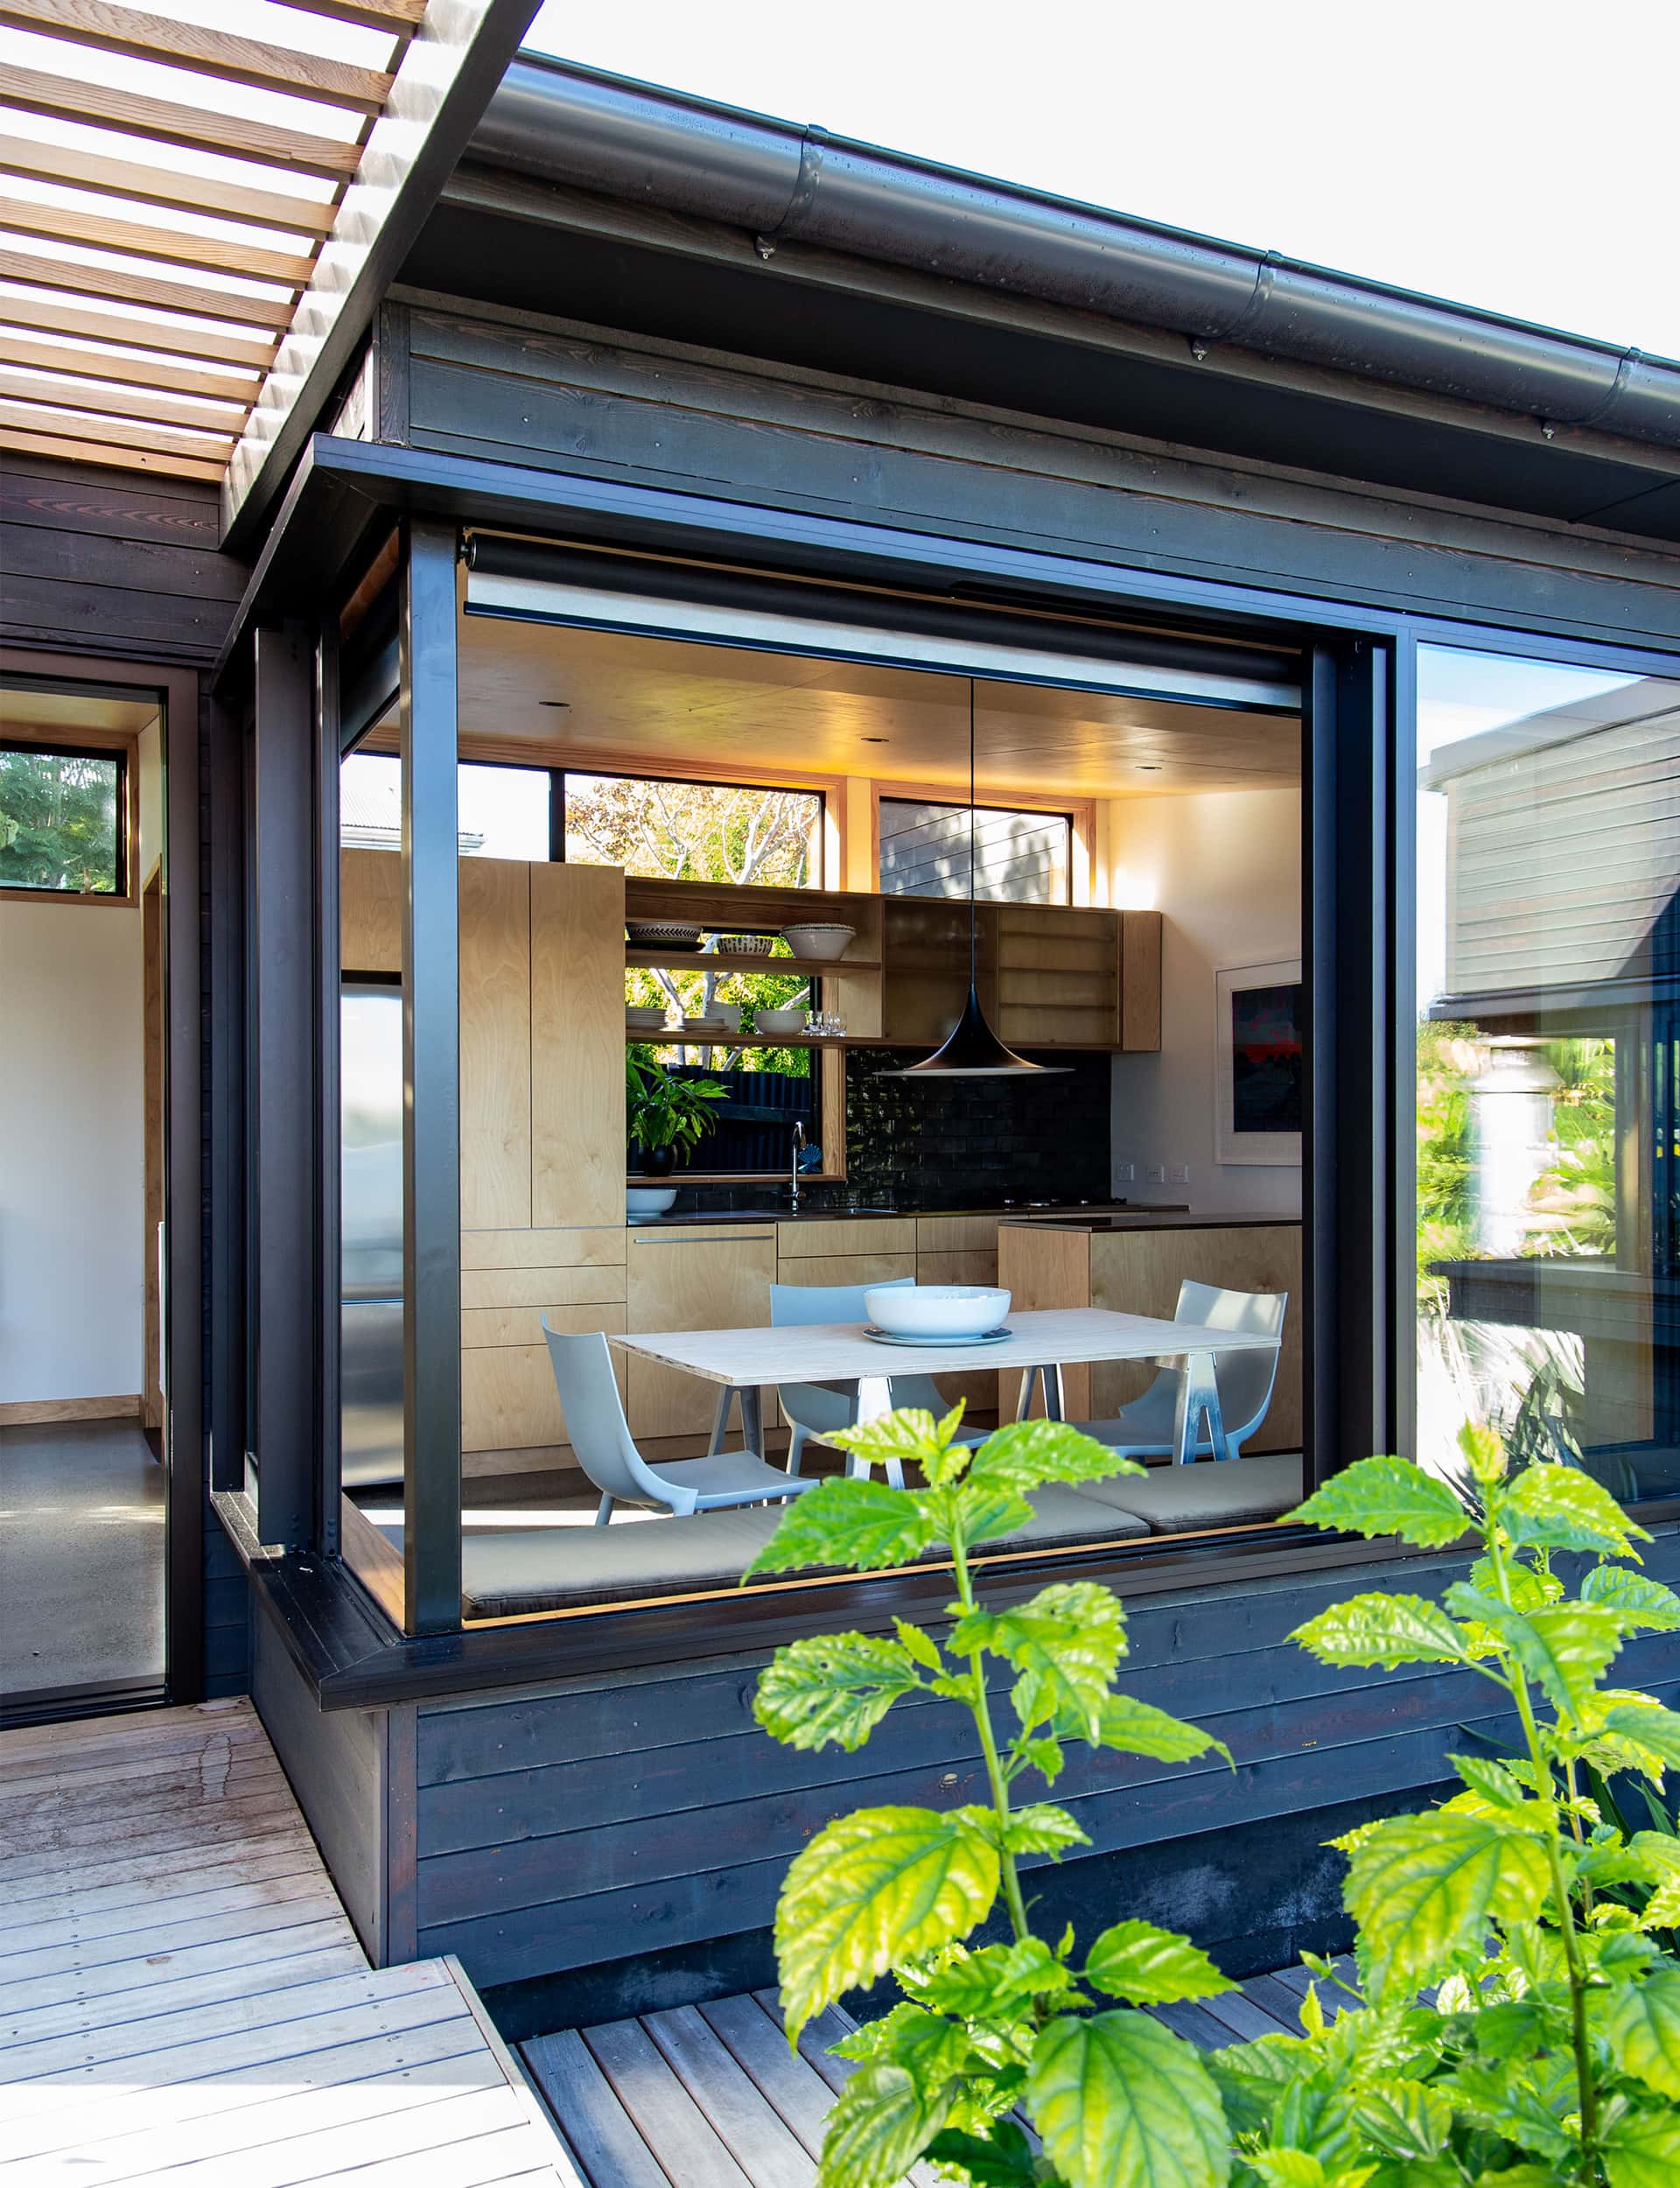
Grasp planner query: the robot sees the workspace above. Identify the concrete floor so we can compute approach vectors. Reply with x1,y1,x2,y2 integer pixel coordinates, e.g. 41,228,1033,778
0,1418,165,1704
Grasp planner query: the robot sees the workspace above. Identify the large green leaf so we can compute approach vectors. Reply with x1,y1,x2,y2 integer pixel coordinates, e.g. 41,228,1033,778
1604,1970,1680,2099
818,2060,952,2188
1604,2107,1680,2188
1629,1831,1680,1925
902,1934,1076,2020
1443,1587,1624,1715
1606,1702,1680,1769
1580,1565,1680,1631
1027,2009,1230,2188
828,1408,945,1470
1501,1462,1649,1556
970,1417,1144,1492
1088,1692,1232,1765
1351,2076,1452,2160
745,1477,938,1578
923,2122,1040,2187
1340,1810,1550,1999
1002,1802,1088,1856
1085,1919,1236,2005
939,1478,1038,1546
1291,1592,1474,1670
1287,1455,1470,1546
951,1581,1128,1738
753,1633,925,1752
774,1805,999,2035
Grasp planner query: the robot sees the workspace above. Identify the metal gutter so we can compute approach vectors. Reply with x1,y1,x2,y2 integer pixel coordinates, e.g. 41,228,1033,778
472,54,1680,454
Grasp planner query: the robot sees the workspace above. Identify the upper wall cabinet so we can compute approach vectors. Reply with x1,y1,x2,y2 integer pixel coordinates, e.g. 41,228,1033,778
880,897,1159,1052
340,850,626,1231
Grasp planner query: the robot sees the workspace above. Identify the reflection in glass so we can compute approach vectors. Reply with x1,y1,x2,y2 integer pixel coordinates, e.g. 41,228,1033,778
1416,644,1680,1500
340,753,551,860
878,797,1071,904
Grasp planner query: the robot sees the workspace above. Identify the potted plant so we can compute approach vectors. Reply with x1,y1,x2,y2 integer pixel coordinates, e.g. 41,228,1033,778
626,1048,727,1175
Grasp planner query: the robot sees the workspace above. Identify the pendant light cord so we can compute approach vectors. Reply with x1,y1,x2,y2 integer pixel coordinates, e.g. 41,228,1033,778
969,678,977,988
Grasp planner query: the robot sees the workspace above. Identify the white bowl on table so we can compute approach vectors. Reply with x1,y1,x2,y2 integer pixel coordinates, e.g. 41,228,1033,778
864,1284,1012,1339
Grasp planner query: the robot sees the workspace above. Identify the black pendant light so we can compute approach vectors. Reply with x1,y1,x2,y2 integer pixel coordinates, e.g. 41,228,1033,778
890,681,1069,1078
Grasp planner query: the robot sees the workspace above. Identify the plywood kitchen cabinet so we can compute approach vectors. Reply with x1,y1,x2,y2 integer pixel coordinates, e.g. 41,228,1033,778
458,858,531,1231
880,897,996,1046
777,1217,917,1259
458,1226,626,1460
879,898,1159,1052
626,1225,779,1439
531,860,625,1230
914,1215,1001,1418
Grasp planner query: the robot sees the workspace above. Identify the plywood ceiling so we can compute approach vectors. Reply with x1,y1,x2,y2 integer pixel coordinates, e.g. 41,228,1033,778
455,614,1301,799
1,684,157,740
0,0,423,484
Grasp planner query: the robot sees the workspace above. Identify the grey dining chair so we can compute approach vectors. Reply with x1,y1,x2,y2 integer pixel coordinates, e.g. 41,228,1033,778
1072,1280,1286,1463
770,1277,983,1478
542,1323,818,1525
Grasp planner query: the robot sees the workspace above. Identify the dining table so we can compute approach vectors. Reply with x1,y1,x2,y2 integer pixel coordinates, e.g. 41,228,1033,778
610,1307,1278,1484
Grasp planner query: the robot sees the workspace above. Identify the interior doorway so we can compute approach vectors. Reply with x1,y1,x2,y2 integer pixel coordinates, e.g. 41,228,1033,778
0,677,170,1720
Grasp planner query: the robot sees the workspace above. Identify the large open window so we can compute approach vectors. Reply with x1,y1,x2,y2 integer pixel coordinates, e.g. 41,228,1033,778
1414,642,1680,1504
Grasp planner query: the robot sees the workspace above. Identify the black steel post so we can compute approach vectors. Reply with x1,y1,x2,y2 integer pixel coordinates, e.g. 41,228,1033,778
401,520,464,1634
315,620,343,1557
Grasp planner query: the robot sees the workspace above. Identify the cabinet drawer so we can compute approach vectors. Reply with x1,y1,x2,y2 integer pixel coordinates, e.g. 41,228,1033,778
626,1228,778,1440
915,1215,1000,1253
461,1228,625,1271
777,1252,916,1291
460,1308,626,1452
777,1217,916,1259
917,1249,998,1288
460,1264,626,1311
463,1301,628,1350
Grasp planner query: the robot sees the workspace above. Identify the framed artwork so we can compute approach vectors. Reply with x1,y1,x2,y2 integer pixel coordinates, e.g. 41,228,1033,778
1215,959,1303,1165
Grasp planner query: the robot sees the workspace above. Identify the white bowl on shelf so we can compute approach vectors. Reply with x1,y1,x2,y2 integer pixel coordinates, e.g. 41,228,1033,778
754,1006,807,1036
864,1284,1012,1339
780,922,856,962
707,1002,742,1032
626,1186,678,1218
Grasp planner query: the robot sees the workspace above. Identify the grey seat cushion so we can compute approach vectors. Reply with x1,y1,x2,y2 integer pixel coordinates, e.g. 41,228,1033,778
1077,1451,1303,1534
457,1480,1148,1618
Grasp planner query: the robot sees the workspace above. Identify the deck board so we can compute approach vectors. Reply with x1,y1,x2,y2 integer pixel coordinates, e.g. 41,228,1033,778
0,1698,574,2188
522,1955,1344,2187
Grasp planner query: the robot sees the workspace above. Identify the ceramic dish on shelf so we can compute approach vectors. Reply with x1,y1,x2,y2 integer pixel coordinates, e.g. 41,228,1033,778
626,921,704,950
753,1006,807,1036
780,922,856,962
707,1003,742,1033
625,1006,668,1031
682,1015,726,1034
714,933,775,956
626,1186,677,1217
864,1283,1012,1339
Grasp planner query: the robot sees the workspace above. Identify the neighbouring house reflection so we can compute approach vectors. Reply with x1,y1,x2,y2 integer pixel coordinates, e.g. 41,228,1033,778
1417,647,1680,1499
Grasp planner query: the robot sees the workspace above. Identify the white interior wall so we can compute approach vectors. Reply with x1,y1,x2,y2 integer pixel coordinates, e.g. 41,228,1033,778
1104,786,1303,1216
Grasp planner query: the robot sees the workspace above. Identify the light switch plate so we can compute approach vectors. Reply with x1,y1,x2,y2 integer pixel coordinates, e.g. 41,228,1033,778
1145,1163,1166,1182
1115,1161,1136,1182
1171,1165,1191,1183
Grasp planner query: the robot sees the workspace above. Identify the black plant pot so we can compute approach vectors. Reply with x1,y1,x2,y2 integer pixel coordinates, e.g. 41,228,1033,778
635,1144,676,1178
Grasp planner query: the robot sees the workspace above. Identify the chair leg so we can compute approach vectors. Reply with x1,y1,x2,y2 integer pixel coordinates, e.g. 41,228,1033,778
786,1423,807,1477
594,1494,613,1525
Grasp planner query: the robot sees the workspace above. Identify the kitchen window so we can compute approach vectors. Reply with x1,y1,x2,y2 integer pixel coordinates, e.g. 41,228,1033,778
562,771,823,888
878,797,1071,904
0,740,126,897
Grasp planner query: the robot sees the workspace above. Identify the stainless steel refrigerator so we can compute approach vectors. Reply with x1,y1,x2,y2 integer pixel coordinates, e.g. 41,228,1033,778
340,981,405,1487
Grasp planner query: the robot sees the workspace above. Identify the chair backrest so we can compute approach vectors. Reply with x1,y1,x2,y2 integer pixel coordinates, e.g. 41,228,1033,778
1176,1279,1287,1436
770,1275,913,1328
542,1324,676,1510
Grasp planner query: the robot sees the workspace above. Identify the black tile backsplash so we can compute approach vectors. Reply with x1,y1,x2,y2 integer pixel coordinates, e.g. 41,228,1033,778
843,1048,1110,1210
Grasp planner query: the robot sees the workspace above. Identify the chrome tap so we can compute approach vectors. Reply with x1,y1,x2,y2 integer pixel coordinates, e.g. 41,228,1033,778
790,1119,807,1212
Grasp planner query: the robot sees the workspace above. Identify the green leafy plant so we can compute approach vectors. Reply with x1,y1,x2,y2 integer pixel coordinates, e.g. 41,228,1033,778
745,1404,1239,2188
625,1048,726,1164
1214,1428,1680,2188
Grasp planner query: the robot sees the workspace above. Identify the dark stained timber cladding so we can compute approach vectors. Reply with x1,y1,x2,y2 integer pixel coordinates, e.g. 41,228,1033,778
0,457,247,665
411,1533,1680,1992
398,310,1680,648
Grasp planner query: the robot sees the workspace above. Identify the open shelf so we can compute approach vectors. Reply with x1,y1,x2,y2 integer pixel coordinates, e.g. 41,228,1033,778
626,1027,863,1048
625,948,879,974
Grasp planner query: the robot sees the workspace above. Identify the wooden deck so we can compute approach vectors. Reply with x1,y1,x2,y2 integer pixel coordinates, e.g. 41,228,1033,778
0,1699,576,2188
521,1964,1355,2188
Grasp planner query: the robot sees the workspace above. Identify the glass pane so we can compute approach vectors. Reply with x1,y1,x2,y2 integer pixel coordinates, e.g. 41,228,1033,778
564,773,821,887
0,746,121,894
1415,643,1680,1501
878,798,1069,903
340,753,551,858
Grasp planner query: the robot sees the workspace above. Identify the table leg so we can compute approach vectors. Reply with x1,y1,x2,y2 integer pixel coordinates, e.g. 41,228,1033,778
708,1387,734,1456
847,1375,904,1490
1172,1350,1229,1464
739,1385,765,1458
1044,1365,1065,1422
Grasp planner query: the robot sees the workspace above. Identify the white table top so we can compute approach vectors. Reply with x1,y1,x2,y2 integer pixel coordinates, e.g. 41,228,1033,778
610,1306,1273,1386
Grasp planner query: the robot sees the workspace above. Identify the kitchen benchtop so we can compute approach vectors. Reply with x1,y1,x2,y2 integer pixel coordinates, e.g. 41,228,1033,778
1001,1211,1299,1233
627,1201,1191,1227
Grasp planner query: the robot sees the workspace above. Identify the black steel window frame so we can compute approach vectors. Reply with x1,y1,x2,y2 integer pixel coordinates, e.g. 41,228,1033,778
876,794,1075,907
213,442,1680,1695
0,732,130,899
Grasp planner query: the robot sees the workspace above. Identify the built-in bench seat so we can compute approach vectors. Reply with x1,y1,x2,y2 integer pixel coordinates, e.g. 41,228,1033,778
1078,1449,1303,1532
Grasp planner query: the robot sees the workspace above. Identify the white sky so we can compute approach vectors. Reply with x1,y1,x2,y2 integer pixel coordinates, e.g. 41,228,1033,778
526,0,1680,362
